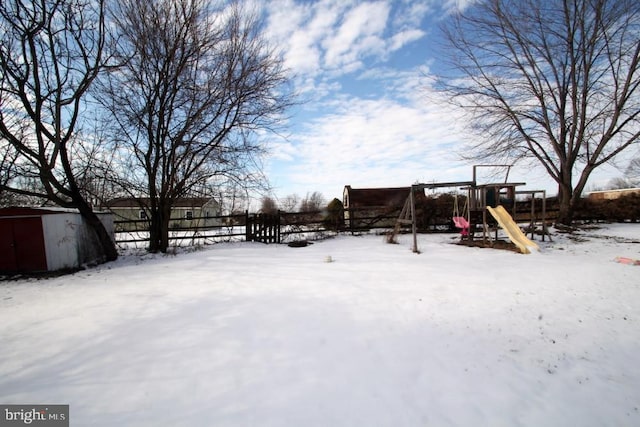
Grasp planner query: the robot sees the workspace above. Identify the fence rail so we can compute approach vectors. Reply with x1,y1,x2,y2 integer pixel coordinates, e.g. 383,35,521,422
112,200,617,247
113,208,413,246
114,210,331,246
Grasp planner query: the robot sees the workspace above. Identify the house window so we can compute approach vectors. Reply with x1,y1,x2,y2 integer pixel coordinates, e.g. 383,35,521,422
185,211,193,220
139,210,147,220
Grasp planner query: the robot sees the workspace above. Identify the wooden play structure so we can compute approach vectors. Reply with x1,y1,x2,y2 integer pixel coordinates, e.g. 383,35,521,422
392,165,551,253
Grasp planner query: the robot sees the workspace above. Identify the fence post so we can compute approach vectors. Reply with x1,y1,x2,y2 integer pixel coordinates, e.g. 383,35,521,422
245,210,250,241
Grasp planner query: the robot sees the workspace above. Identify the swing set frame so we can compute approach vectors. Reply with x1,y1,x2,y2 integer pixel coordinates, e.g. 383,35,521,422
393,165,550,253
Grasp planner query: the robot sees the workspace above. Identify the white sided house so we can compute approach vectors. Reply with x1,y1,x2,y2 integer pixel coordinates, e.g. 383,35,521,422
0,207,114,273
105,197,222,231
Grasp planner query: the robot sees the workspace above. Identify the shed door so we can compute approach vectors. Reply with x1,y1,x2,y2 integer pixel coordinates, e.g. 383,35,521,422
0,219,18,271
0,217,47,272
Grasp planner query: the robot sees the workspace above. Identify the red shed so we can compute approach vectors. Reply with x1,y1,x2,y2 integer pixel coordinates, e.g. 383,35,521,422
0,207,114,273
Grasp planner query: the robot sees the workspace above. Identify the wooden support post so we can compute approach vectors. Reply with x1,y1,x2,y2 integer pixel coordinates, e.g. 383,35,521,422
530,195,535,239
482,192,488,243
410,187,418,253
542,191,551,242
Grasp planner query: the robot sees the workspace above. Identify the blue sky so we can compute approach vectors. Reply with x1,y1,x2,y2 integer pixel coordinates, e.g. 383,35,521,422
256,0,623,203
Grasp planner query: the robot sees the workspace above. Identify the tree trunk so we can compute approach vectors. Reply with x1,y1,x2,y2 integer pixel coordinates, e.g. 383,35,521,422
556,182,574,226
148,207,163,253
75,198,118,262
160,203,171,253
148,201,172,253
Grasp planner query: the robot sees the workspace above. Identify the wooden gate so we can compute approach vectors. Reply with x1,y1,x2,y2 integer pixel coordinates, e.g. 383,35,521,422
245,212,281,243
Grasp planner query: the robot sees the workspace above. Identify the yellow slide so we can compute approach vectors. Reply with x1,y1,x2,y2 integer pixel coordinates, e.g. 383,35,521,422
486,205,540,254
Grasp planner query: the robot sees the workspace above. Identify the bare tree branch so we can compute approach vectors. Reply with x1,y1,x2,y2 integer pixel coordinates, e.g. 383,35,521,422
439,0,640,224
97,0,294,252
0,0,118,260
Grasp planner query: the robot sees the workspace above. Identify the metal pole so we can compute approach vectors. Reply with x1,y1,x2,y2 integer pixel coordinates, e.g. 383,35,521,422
467,187,472,242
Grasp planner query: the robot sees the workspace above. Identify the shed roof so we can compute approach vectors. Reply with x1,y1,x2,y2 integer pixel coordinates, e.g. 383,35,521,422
0,207,77,217
105,197,217,208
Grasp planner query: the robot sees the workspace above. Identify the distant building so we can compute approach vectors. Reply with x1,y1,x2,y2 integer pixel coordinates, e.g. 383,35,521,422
343,186,426,229
105,197,221,231
588,188,640,201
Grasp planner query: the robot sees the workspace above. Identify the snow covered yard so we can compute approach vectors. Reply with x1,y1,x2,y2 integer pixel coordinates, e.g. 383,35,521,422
1,224,639,426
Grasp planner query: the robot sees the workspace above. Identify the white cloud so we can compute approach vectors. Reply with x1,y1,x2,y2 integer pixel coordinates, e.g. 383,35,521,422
392,1,433,28
267,71,475,199
263,1,315,74
389,28,426,51
263,0,309,40
262,0,542,200
285,32,322,75
323,2,390,70
443,0,480,14
264,0,432,96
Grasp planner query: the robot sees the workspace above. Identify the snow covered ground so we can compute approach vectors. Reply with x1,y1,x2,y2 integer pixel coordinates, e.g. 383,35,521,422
1,224,639,426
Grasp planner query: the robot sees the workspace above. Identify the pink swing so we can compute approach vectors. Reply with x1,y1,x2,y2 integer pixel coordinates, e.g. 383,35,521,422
452,195,469,236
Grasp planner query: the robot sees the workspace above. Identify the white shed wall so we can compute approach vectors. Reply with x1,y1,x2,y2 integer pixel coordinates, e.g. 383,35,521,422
42,213,80,270
41,212,115,271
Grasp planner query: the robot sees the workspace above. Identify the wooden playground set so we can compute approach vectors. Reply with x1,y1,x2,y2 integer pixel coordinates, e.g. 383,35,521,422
392,165,551,254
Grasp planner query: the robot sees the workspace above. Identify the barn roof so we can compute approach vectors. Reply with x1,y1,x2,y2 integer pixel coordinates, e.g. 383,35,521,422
343,186,425,208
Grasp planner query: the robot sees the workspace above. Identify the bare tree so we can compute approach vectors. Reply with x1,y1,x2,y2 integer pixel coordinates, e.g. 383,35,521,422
99,0,292,252
0,140,19,206
440,0,640,224
260,196,278,214
0,0,118,261
607,176,637,189
300,191,325,212
213,179,250,215
279,193,300,212
626,157,640,181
